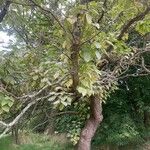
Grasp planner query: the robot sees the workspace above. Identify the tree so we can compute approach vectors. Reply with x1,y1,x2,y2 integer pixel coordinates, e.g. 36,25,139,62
0,0,150,150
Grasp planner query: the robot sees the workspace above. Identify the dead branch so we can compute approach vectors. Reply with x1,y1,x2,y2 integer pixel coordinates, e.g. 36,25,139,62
141,57,150,73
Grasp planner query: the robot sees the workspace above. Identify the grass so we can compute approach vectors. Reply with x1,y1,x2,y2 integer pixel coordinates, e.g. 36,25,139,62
0,136,13,150
0,132,74,150
1,132,149,150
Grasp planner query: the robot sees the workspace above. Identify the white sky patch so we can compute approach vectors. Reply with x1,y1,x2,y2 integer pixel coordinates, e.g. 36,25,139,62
0,31,15,51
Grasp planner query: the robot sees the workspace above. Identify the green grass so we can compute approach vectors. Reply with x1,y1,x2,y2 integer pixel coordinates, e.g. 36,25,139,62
0,132,74,150
0,136,13,150
1,132,149,150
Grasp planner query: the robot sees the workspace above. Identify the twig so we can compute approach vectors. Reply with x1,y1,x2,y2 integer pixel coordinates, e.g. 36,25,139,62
28,0,66,33
97,0,107,23
141,57,150,73
118,73,149,79
31,111,78,131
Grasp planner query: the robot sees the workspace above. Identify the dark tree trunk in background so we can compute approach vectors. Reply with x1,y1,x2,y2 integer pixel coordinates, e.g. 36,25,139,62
77,95,103,150
12,124,19,144
80,0,94,4
144,110,150,128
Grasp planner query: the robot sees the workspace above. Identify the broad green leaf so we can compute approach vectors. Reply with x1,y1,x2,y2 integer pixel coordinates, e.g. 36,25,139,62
83,51,92,62
67,16,77,24
86,13,92,24
33,75,38,81
95,51,101,59
2,105,10,112
62,41,67,49
59,103,64,111
53,72,60,79
92,23,100,29
77,87,87,96
61,101,68,106
1,99,8,106
7,100,14,107
48,95,57,102
94,42,101,49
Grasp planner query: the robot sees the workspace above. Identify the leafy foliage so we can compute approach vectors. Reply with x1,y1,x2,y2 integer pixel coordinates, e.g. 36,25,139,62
0,0,149,148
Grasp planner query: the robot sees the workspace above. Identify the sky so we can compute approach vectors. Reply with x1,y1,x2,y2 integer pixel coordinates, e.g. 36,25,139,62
0,31,14,51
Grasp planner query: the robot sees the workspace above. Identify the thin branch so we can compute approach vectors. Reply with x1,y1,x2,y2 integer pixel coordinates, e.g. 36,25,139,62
11,74,68,102
31,111,78,131
141,57,150,73
118,73,149,79
0,121,8,127
28,0,66,33
0,94,55,138
97,0,107,23
81,29,102,46
10,1,34,7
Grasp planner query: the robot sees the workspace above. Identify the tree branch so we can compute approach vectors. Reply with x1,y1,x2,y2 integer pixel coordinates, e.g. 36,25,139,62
97,0,107,23
141,57,150,73
117,6,150,40
28,0,66,33
118,73,149,79
0,94,55,138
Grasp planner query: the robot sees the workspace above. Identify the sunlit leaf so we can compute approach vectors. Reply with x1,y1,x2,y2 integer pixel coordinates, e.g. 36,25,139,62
86,13,92,24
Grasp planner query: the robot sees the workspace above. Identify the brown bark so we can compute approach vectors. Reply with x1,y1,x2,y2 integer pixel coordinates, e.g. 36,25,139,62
12,125,19,144
77,95,103,150
70,43,80,92
70,14,82,92
117,6,150,40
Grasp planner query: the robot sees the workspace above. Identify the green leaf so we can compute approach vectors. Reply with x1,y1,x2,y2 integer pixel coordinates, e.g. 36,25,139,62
67,16,77,24
61,101,68,106
2,105,10,112
86,13,92,24
53,72,60,79
7,101,14,107
106,40,114,47
77,87,87,97
48,95,57,102
95,51,101,59
94,42,101,49
92,23,100,29
33,75,39,81
59,103,64,111
83,51,92,62
1,99,8,106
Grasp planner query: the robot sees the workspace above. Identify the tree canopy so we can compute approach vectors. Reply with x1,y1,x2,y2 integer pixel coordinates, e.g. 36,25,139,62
0,0,150,149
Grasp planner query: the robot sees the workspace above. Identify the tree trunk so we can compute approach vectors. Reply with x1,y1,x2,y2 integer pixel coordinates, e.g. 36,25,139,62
77,95,103,150
80,0,94,4
12,125,19,144
144,110,150,128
